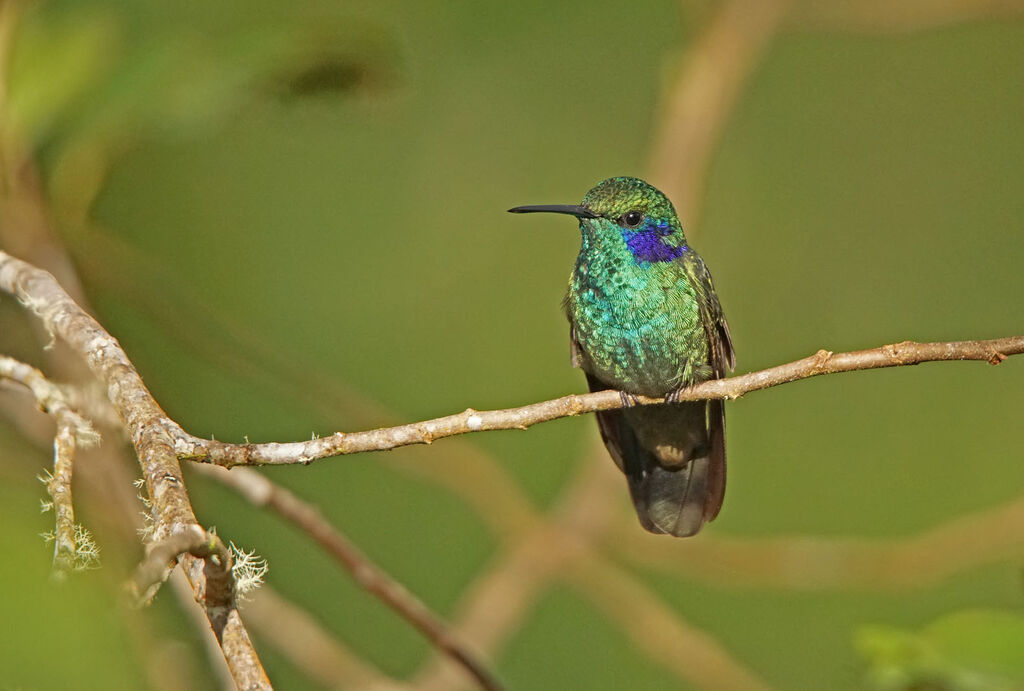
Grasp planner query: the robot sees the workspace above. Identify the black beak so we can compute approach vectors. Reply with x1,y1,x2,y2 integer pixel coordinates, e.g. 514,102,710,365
507,204,599,219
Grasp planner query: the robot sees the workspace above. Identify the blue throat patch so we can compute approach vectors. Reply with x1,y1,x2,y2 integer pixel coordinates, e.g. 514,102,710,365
622,220,686,263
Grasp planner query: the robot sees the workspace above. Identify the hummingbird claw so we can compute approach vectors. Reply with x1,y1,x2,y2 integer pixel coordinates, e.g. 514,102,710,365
619,391,641,408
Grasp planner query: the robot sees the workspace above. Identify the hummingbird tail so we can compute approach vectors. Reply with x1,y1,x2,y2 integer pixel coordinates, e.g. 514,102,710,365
622,406,724,538
592,397,726,537
631,454,712,537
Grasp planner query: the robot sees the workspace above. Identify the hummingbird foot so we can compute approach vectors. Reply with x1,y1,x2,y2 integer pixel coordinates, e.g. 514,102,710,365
619,391,642,408
664,388,686,404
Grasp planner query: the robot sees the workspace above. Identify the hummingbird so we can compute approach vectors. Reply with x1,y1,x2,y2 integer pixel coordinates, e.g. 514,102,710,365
509,177,734,537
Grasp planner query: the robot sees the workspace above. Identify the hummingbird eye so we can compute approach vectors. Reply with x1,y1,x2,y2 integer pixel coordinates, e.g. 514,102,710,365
621,210,644,229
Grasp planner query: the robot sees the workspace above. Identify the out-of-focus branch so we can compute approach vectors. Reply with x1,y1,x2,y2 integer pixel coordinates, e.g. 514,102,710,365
0,354,99,577
242,585,407,691
648,0,791,228
791,0,1024,34
414,452,772,691
412,529,565,691
570,549,772,691
0,356,97,441
649,0,1024,231
169,569,238,691
614,492,1024,590
413,455,620,691
0,251,270,689
193,463,504,691
172,337,1024,468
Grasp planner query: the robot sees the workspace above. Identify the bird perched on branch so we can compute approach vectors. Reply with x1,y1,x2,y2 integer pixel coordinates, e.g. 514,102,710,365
510,177,734,537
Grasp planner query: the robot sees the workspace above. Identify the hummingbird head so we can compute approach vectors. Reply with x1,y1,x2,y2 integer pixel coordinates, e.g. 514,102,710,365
509,177,688,264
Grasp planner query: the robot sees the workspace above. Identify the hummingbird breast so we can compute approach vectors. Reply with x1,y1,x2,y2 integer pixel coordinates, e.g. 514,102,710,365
567,248,710,397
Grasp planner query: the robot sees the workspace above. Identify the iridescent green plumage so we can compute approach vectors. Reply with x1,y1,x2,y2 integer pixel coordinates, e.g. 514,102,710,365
510,177,734,537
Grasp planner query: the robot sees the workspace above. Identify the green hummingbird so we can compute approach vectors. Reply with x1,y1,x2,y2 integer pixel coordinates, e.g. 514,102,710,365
510,177,734,537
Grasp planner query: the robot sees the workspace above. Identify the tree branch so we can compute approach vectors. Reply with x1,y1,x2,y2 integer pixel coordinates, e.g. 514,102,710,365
4,246,1017,476
48,408,83,575
0,250,271,688
0,354,99,577
172,337,1023,468
130,525,232,608
193,463,504,691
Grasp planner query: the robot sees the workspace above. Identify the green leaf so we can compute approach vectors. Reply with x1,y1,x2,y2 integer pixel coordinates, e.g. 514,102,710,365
856,609,1024,691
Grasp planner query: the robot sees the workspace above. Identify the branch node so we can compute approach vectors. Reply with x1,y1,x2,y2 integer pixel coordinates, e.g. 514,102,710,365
130,526,234,607
813,349,834,368
989,351,1007,366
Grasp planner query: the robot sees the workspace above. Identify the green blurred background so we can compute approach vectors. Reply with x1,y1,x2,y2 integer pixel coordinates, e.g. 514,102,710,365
1,0,1023,689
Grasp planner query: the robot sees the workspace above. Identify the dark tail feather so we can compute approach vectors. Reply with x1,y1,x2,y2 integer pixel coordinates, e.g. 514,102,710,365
630,454,712,537
594,400,726,537
704,399,727,521
620,431,716,537
586,368,726,537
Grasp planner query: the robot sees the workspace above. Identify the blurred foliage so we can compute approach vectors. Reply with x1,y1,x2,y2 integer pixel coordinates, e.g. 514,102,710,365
5,4,116,146
857,609,1024,691
1,0,1023,689
9,0,398,150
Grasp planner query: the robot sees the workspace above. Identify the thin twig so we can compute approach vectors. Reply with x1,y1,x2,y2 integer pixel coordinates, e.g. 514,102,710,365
0,354,99,577
49,408,79,575
171,337,1024,467
192,463,504,691
0,251,271,689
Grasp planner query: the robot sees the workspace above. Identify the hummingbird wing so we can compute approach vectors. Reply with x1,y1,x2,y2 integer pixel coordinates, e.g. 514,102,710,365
583,371,627,471
686,252,734,374
683,251,735,521
569,324,581,368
